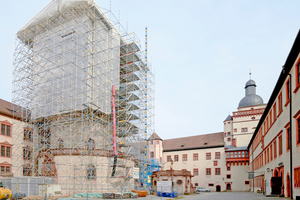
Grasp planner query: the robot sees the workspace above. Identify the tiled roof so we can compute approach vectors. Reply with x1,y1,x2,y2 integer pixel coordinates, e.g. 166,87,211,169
0,99,14,118
147,132,163,141
0,98,29,120
163,132,224,152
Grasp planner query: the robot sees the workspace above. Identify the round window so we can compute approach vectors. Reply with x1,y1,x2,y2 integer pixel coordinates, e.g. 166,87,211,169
177,180,183,185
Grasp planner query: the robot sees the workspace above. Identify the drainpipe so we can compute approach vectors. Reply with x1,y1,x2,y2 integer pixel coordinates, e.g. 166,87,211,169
283,66,293,199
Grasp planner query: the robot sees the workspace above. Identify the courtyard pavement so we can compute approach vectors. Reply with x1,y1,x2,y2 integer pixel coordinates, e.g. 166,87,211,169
137,192,288,200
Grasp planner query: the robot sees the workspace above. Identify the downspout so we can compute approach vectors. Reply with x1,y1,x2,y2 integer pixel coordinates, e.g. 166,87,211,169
111,85,118,176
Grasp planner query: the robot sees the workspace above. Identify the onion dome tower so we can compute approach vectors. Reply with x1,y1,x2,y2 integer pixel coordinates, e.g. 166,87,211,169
238,70,264,108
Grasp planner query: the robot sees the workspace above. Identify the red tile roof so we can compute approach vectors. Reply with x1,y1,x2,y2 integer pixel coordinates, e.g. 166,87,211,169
0,98,28,120
163,132,224,152
0,99,14,118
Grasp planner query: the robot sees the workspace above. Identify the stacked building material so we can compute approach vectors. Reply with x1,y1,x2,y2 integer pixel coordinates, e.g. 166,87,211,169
102,193,114,199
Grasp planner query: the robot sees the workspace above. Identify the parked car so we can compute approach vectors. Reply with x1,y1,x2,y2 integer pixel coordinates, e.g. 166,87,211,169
196,187,210,192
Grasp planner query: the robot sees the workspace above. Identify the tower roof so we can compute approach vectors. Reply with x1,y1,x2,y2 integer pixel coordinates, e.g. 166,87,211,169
147,132,163,141
224,115,232,121
238,79,263,108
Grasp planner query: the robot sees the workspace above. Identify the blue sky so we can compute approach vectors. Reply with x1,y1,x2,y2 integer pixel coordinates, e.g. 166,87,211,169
0,0,299,139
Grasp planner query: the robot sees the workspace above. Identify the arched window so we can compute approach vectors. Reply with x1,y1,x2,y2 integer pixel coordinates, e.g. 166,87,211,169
87,164,96,179
58,138,64,149
87,138,95,150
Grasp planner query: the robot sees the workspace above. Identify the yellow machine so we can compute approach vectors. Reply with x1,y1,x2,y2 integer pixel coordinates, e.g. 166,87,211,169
0,183,12,200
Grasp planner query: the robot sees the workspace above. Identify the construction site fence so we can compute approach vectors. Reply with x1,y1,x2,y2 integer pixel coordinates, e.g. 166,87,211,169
0,177,56,197
151,185,185,196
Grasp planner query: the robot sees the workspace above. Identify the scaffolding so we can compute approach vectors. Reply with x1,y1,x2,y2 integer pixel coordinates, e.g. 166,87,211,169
11,0,154,195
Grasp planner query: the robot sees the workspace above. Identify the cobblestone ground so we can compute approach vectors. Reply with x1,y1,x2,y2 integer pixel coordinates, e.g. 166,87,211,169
139,192,287,200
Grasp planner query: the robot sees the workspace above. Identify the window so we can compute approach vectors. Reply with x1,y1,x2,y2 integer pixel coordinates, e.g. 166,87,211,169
279,135,283,155
215,152,220,159
157,141,159,144
295,167,300,187
226,174,231,179
39,129,51,147
1,125,4,135
270,144,273,161
58,138,64,149
174,155,179,162
297,117,300,145
177,180,183,185
0,123,11,136
227,138,231,142
208,183,214,187
234,128,237,132
242,151,245,157
182,154,187,161
1,146,4,157
226,152,230,158
87,138,95,150
193,168,198,176
286,126,291,151
151,141,153,145
264,151,266,165
206,153,211,160
193,153,198,161
0,166,10,173
1,146,11,157
273,103,277,121
270,110,273,125
278,93,283,113
214,161,218,166
150,151,154,158
23,165,32,176
23,146,32,160
238,151,241,158
215,168,221,175
274,140,277,158
296,60,300,92
87,164,96,179
245,181,250,185
167,155,171,162
195,183,198,187
267,148,269,163
234,152,237,158
252,117,255,120
6,126,10,136
24,128,33,141
227,166,231,171
286,78,291,105
241,128,248,132
206,168,211,175
227,132,231,136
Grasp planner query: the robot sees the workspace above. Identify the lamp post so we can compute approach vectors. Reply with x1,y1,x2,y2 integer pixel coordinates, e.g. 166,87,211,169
282,66,293,199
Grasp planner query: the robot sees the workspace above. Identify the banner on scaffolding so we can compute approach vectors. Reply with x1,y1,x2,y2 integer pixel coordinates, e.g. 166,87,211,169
132,168,139,179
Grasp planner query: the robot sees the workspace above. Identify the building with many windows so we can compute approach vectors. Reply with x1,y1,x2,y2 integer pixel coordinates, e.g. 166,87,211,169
148,76,266,192
0,99,26,177
248,30,300,199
